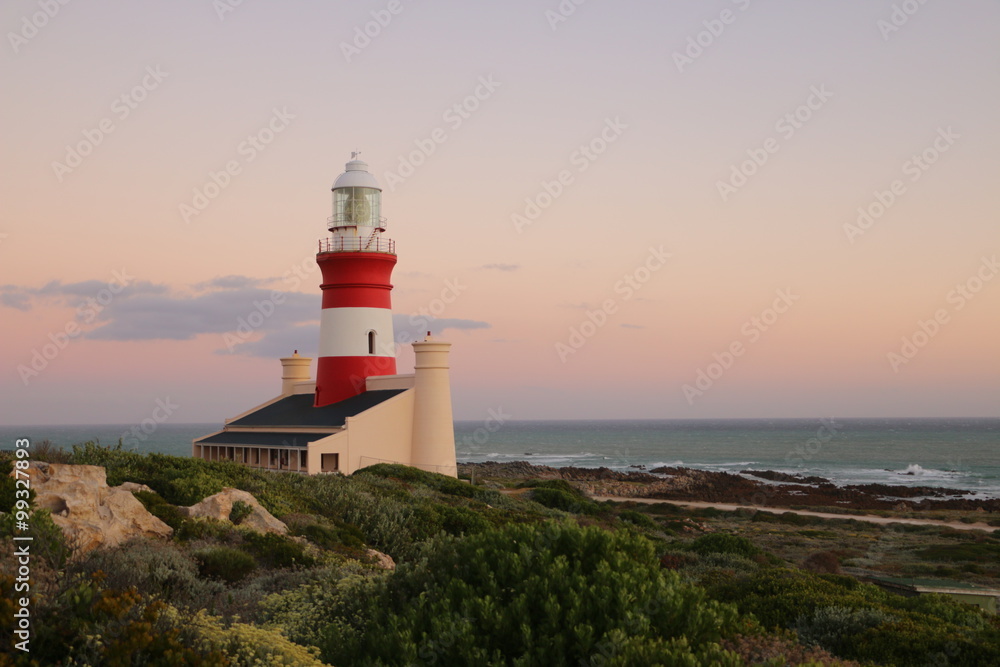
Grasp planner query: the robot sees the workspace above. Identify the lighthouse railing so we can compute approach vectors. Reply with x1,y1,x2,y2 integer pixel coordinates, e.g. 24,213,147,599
318,236,396,255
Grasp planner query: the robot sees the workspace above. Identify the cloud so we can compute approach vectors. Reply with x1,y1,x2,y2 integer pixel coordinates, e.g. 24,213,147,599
227,323,320,358
480,263,520,272
2,273,490,358
87,289,319,341
0,279,166,311
194,275,270,291
392,315,490,343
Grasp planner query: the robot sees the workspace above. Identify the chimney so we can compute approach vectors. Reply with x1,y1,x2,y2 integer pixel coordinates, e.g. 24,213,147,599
279,351,312,395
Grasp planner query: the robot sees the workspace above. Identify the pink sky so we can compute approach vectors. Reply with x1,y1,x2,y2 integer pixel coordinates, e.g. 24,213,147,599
1,0,998,425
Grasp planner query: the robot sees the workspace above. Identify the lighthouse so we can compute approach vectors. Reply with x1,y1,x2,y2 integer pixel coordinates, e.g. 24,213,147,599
315,154,398,406
193,154,458,477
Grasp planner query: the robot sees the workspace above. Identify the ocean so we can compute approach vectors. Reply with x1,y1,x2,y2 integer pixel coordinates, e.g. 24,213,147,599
3,418,999,499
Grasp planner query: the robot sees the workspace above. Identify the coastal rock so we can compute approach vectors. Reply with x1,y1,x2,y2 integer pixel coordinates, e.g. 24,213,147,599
180,488,287,535
117,481,155,494
741,470,832,486
366,548,396,570
462,461,1000,513
19,462,172,554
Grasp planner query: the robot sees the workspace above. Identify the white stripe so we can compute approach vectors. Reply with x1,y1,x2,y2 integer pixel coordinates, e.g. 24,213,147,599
318,307,395,358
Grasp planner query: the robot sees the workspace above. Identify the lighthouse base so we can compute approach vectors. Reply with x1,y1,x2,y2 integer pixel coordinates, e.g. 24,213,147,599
314,356,397,407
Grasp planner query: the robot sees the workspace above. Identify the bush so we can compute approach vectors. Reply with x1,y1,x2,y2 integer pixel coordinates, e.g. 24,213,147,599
75,538,224,605
690,533,762,559
0,457,27,513
195,546,257,583
167,472,225,506
241,531,315,569
291,517,366,551
795,605,895,655
133,490,187,530
316,521,742,665
530,487,599,514
801,551,841,574
618,509,658,530
229,500,253,525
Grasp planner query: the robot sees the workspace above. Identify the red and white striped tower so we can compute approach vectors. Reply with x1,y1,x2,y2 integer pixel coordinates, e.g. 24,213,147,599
314,154,397,407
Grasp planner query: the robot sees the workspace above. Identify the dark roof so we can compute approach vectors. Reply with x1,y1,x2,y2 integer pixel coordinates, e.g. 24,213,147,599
194,431,330,448
227,390,407,428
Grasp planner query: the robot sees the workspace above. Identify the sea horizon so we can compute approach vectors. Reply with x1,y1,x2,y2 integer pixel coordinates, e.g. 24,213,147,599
4,417,999,499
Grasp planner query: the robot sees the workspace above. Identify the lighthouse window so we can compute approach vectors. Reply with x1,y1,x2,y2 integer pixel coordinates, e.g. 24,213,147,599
334,187,379,227
368,330,376,355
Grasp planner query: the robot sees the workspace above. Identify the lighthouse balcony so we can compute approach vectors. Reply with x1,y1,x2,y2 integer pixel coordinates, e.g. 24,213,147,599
318,236,396,255
327,214,387,232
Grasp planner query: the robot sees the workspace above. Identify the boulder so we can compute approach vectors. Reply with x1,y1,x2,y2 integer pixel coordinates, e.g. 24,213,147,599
180,488,287,535
117,481,155,494
19,462,172,554
366,548,396,570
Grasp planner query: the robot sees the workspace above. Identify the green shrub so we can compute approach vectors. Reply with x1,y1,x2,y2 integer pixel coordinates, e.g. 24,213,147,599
316,521,741,666
0,457,25,513
916,542,1000,562
175,516,235,542
132,490,187,530
530,487,599,514
167,472,224,506
229,500,253,525
0,509,70,570
75,538,224,605
618,509,658,530
795,606,895,655
194,546,257,583
690,533,762,559
242,531,315,569
293,519,366,551
434,503,492,536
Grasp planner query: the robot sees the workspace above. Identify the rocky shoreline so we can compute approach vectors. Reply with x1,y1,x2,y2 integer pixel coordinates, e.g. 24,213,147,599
458,461,1000,513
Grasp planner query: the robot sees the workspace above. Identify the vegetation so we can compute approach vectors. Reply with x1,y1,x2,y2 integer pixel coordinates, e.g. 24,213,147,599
1,443,998,666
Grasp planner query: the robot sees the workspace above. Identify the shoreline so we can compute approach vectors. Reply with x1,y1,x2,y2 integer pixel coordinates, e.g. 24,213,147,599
459,461,1000,516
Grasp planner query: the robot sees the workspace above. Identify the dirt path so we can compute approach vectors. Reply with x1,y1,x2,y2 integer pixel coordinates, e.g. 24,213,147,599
591,496,999,533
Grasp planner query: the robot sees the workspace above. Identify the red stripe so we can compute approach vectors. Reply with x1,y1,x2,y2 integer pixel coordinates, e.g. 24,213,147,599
318,253,396,308
314,356,398,407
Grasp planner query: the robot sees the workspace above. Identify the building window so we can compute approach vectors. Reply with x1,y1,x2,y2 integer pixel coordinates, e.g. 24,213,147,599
368,330,376,355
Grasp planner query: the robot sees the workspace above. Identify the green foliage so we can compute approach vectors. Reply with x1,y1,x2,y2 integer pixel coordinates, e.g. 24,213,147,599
27,573,229,666
0,457,22,513
290,516,366,551
530,487,599,514
133,489,187,530
690,533,762,559
242,531,316,569
167,471,225,506
0,509,71,570
795,606,896,655
916,542,1000,562
175,516,236,542
229,499,254,525
76,538,225,606
315,521,742,666
356,463,476,496
710,566,1000,666
161,606,327,666
195,546,257,583
619,509,658,530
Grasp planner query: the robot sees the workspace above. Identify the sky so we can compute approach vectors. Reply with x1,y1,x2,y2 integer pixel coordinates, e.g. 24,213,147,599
1,0,998,426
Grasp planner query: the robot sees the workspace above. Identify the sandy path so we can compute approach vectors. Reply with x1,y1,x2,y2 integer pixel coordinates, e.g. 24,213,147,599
591,496,999,533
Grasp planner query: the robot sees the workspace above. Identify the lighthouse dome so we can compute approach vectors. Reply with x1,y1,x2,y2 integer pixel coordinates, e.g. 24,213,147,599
333,158,381,191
